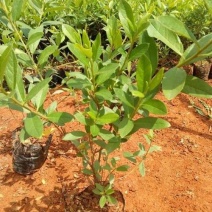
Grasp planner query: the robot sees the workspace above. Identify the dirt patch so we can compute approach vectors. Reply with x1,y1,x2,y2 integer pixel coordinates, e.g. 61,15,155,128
0,82,212,212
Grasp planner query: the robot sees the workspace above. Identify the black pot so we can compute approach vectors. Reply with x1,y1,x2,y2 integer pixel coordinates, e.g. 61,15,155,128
12,135,52,175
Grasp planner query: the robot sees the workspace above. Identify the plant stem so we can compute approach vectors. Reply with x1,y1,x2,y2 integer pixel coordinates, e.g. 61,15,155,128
176,40,212,68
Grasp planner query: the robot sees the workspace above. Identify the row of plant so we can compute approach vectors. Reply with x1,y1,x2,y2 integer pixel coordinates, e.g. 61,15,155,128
0,0,212,209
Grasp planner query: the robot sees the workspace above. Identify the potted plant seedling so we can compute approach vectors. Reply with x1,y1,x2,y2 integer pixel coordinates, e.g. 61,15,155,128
0,0,212,210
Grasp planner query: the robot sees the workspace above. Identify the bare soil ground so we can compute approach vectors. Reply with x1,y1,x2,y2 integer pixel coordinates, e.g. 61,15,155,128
0,81,212,212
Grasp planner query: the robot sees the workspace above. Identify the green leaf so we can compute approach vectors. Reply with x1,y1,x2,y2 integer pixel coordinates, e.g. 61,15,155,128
96,113,119,125
157,16,196,42
25,78,51,103
3,49,17,90
116,165,129,171
90,124,100,137
38,45,58,66
27,32,43,46
131,90,144,98
12,0,24,21
136,55,152,93
162,68,187,100
28,26,43,54
24,113,43,138
63,131,86,140
15,66,26,102
31,83,49,110
118,0,135,40
62,24,81,44
147,19,183,56
107,195,117,205
118,118,134,138
0,45,13,84
45,101,57,114
114,88,134,109
178,33,212,66
105,16,122,49
92,33,102,60
139,162,145,177
67,43,89,66
139,31,158,73
99,129,116,142
123,152,136,163
142,99,167,115
99,196,107,208
148,68,164,91
95,88,113,101
47,112,73,126
128,44,149,61
96,63,119,85
134,117,170,130
105,141,120,154
182,75,212,98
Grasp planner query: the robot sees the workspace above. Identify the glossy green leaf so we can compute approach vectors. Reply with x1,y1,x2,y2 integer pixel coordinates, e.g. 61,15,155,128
142,99,167,115
131,90,144,98
96,63,119,85
47,112,73,126
27,26,43,54
128,43,149,61
67,43,89,66
62,24,81,43
24,113,43,138
95,88,113,101
134,117,170,130
182,75,212,98
136,55,152,93
0,45,13,83
147,19,183,56
27,32,43,46
162,68,187,100
148,68,164,92
118,118,134,138
107,195,117,205
114,88,134,109
139,32,158,73
137,13,151,33
15,66,26,102
25,78,51,102
90,124,100,137
12,0,24,21
38,45,58,66
157,16,196,42
96,113,119,125
92,33,102,60
118,0,135,39
105,16,122,48
99,196,107,208
63,131,86,140
82,29,91,48
2,48,17,90
31,82,49,110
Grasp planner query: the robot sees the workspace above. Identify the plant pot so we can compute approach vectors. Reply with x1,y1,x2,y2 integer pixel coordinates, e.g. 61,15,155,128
65,185,125,212
193,60,211,80
12,134,52,175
